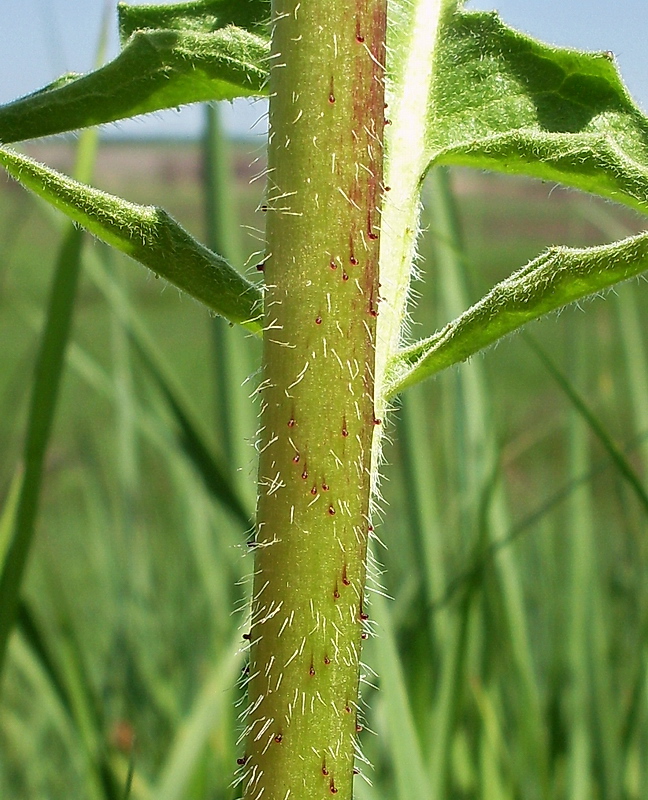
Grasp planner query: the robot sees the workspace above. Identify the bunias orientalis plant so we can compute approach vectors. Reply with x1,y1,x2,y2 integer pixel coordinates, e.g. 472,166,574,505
2,0,648,798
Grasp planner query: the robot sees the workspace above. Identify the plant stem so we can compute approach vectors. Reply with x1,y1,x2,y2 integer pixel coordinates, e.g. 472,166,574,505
242,2,387,798
375,0,446,413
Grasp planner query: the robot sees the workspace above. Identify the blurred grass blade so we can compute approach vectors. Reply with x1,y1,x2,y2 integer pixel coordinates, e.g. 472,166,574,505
87,249,253,530
0,470,22,571
472,680,513,799
428,425,648,617
565,324,594,800
22,248,252,532
584,211,648,790
7,628,102,797
429,591,473,799
619,635,648,787
17,598,122,799
372,591,432,800
564,323,622,798
0,1,113,687
0,146,263,331
110,251,140,540
526,333,648,515
614,282,648,471
203,103,243,268
203,101,256,497
155,637,242,800
136,339,252,530
121,754,135,800
0,134,97,679
16,601,72,723
397,384,447,641
426,167,549,797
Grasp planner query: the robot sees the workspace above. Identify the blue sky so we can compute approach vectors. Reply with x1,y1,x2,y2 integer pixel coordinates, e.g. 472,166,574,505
0,0,646,138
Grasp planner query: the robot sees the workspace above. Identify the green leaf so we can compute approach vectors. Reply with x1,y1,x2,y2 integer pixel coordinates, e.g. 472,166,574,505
385,231,648,397
0,147,263,331
0,26,268,144
117,0,270,41
431,7,648,214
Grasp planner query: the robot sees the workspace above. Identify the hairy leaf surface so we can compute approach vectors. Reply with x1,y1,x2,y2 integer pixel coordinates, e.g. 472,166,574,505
386,232,648,397
382,0,648,398
431,7,648,213
117,0,270,41
0,26,268,144
0,147,263,330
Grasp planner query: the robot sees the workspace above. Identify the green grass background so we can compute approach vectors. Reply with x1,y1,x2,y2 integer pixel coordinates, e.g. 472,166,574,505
1,126,647,799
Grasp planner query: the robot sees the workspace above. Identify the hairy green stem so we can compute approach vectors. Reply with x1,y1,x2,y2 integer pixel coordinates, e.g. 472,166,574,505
242,1,387,798
376,0,445,402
